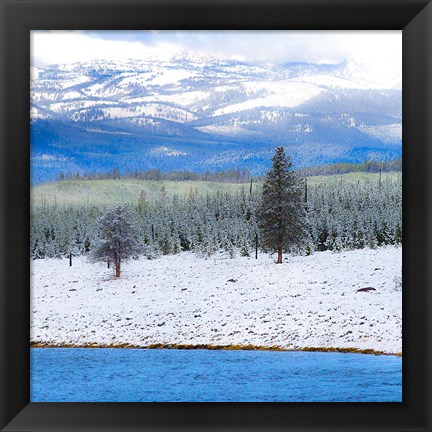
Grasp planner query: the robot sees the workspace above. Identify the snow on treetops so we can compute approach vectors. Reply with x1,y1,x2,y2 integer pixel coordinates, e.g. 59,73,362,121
31,172,401,261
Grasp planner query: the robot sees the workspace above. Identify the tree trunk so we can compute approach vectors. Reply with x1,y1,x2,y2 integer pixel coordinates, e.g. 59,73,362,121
115,255,121,278
277,244,283,264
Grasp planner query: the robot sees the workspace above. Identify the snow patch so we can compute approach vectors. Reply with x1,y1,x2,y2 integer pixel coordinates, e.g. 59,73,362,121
150,146,189,156
359,124,402,144
212,81,323,116
293,74,368,90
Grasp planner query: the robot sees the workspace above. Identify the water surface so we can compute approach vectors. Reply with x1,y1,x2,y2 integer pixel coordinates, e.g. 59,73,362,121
30,348,402,402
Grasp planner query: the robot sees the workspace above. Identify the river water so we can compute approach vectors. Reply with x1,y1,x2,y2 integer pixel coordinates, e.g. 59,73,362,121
30,348,402,402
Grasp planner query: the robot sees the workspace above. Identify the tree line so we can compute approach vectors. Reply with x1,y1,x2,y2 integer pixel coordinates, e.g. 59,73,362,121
31,148,402,276
299,158,401,177
56,167,253,183
54,158,401,184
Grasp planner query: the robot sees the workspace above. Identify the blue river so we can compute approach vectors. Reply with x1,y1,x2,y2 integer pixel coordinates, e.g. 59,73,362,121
30,348,402,402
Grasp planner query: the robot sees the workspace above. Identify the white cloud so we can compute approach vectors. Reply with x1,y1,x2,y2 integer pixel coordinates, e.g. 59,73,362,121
31,31,182,67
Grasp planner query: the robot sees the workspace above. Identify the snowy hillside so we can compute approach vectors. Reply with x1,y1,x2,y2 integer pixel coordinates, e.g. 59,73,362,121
30,56,402,182
30,246,402,355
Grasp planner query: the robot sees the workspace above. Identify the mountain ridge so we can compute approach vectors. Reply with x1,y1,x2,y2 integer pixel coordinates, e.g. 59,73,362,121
30,57,402,183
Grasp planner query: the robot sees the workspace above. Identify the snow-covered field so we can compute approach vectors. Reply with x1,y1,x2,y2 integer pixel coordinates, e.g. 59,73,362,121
30,246,402,354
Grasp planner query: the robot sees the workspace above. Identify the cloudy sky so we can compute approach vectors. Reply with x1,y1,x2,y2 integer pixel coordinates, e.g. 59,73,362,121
31,30,401,87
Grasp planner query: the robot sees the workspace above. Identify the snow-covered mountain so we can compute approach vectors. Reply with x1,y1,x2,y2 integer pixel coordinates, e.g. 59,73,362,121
30,56,402,182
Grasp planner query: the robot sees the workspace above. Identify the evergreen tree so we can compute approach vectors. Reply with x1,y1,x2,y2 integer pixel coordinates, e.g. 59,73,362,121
257,147,308,263
137,189,147,212
90,204,142,278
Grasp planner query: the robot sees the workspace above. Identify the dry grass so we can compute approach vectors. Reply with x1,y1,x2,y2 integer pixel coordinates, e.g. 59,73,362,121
30,341,401,356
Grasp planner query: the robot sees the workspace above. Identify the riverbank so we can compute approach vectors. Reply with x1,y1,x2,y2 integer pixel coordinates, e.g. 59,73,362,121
30,246,402,355
30,342,401,356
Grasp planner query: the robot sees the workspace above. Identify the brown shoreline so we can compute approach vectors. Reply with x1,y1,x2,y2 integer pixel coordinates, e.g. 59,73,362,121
30,341,402,357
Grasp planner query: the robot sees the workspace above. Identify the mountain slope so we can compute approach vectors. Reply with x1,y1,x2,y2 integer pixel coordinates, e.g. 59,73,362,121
30,57,402,183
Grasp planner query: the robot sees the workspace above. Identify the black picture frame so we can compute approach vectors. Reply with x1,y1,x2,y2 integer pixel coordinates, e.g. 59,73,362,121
1,0,431,431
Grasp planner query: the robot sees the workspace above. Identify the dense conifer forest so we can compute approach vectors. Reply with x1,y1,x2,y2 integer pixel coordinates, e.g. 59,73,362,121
30,172,402,260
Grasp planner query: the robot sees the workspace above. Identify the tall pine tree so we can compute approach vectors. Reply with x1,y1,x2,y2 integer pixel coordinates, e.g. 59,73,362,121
258,147,308,263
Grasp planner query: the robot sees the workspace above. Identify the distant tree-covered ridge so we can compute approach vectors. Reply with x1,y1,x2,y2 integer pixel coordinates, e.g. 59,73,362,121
56,168,253,183
299,158,401,176
53,159,401,184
